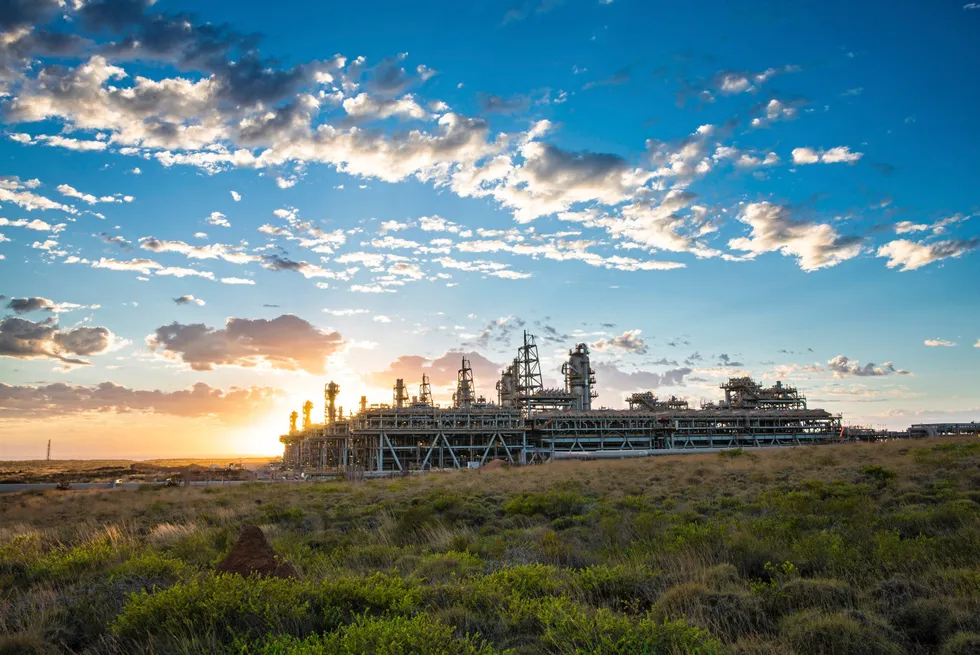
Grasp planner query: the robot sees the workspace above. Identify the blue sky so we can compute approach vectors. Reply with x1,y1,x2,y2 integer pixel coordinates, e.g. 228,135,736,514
0,0,977,458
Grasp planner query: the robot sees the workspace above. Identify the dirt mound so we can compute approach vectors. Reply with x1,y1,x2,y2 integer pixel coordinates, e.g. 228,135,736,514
481,458,508,470
215,525,298,579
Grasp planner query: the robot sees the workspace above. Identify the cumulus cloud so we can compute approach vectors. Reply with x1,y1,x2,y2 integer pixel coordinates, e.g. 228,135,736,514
0,316,114,365
876,238,978,271
591,329,647,354
728,202,863,271
0,381,282,420
206,211,231,227
146,314,343,373
364,350,503,390
592,361,692,404
924,339,956,347
174,295,205,306
5,296,54,313
827,355,910,378
792,146,863,165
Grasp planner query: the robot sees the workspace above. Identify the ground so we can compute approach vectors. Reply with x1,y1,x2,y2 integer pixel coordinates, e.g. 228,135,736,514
1,438,979,654
0,458,277,484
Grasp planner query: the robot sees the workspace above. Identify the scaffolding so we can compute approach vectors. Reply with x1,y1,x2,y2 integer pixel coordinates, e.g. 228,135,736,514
278,333,890,475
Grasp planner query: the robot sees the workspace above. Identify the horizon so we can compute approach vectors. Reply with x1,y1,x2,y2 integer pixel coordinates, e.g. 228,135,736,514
2,0,979,460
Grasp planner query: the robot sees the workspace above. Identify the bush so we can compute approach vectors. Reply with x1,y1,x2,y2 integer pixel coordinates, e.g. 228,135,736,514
779,610,901,655
533,597,724,655
859,465,897,487
570,563,664,610
242,613,499,655
111,574,326,645
503,491,590,519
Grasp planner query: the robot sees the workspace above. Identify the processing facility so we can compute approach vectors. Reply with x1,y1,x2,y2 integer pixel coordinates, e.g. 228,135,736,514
280,331,864,474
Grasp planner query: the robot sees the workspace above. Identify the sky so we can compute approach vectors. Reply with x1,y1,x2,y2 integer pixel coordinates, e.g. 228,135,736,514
0,0,978,459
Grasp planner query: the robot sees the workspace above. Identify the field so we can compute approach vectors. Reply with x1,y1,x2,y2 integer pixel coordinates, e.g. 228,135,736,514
0,458,277,484
2,438,979,654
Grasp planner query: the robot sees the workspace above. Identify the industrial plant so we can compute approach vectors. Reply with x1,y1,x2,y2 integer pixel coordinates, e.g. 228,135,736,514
277,331,975,475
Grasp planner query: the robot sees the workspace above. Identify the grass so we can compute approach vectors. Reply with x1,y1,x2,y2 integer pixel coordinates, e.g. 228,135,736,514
0,457,276,483
1,437,979,653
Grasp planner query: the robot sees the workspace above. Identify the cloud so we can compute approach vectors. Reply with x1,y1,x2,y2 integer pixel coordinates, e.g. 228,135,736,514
876,238,978,271
206,211,231,227
92,257,162,274
364,350,503,390
174,295,205,306
5,297,54,313
582,68,630,90
712,65,799,95
827,355,910,378
343,93,429,121
230,191,241,201
592,361,692,403
0,381,282,420
923,339,957,347
728,202,863,271
146,314,343,373
792,146,863,165
591,329,647,354
502,0,565,24
0,316,114,365
220,277,255,285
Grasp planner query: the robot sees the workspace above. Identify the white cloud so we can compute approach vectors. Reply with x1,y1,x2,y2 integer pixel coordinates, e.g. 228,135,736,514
924,339,957,347
792,146,863,165
231,191,241,202
876,238,978,271
827,355,910,378
728,202,863,271
373,315,392,323
206,211,231,227
220,277,255,285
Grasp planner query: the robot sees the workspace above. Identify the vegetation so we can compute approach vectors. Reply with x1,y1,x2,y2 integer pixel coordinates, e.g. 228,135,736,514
1,437,979,654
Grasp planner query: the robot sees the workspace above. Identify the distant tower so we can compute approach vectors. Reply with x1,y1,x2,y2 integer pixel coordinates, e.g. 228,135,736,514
289,411,298,433
419,374,433,405
516,331,544,413
46,439,51,461
325,381,340,424
453,357,475,408
563,343,597,411
302,400,313,429
359,395,367,413
393,379,408,409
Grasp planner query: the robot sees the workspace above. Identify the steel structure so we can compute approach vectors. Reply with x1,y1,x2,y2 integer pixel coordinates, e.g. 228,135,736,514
280,334,968,475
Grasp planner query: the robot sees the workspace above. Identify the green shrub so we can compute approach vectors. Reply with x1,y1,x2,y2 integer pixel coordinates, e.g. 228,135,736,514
503,491,590,519
109,551,187,585
859,465,897,487
242,613,499,655
779,610,901,655
111,574,326,644
570,563,664,610
533,597,724,654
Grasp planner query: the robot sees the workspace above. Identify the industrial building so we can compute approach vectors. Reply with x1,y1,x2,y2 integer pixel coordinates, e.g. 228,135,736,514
278,331,891,475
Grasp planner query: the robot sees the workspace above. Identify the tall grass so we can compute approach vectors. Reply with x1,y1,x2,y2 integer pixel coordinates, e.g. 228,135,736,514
0,437,978,653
